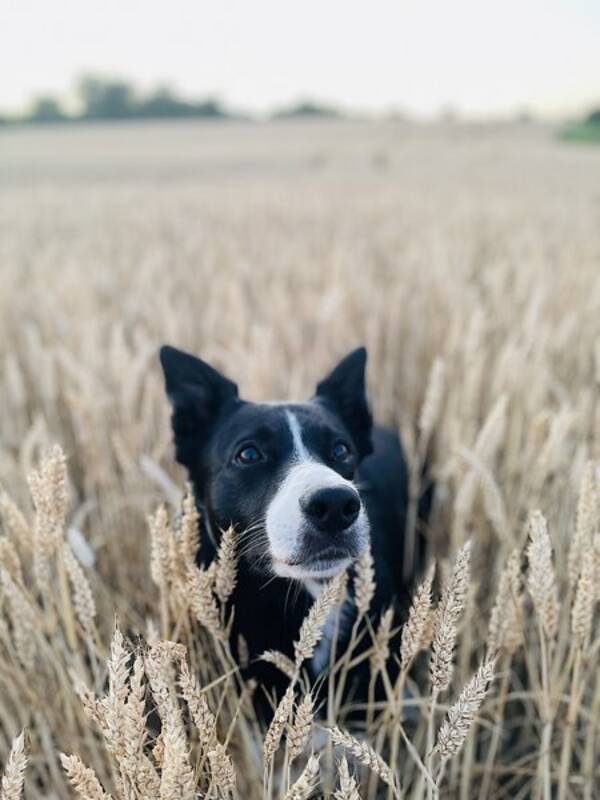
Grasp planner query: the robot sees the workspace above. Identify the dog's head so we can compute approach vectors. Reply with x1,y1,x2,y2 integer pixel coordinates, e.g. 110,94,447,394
160,345,373,580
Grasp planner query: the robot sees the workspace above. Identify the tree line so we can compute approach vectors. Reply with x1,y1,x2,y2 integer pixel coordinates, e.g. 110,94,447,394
0,76,341,125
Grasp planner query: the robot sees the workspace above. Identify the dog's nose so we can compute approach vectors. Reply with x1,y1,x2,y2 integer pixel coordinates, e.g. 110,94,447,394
301,486,361,533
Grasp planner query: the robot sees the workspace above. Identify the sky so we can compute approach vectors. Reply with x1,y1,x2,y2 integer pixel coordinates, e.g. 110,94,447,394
1,0,599,119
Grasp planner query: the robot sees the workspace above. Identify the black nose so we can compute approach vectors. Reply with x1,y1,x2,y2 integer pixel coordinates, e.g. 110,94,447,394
301,486,361,533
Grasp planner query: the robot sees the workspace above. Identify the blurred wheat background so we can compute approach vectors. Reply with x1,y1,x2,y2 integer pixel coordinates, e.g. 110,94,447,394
0,119,599,798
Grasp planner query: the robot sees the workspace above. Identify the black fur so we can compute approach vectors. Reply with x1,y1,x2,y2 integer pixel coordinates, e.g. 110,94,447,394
159,345,425,708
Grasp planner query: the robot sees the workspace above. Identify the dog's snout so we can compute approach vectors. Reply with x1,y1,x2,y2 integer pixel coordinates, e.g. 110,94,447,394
301,486,361,533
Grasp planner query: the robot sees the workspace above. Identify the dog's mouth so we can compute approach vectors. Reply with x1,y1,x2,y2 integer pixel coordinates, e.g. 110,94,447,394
273,545,354,579
290,545,352,567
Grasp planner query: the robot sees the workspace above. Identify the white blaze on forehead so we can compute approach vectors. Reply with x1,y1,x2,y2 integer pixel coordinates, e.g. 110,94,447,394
265,410,369,577
286,410,310,459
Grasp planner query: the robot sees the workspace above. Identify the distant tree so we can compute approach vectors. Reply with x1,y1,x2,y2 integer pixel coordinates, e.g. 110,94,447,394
272,101,340,120
137,87,190,118
138,89,228,119
190,99,228,118
586,108,600,125
78,76,134,119
27,96,66,122
12,74,234,124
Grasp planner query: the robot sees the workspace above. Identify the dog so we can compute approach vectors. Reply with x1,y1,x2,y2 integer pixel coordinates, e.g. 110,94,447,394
159,345,426,706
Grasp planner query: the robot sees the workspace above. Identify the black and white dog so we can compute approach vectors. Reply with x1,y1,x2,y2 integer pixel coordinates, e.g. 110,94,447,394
160,345,425,702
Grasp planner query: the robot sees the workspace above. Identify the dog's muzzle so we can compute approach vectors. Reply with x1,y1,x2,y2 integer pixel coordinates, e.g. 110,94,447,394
266,462,369,579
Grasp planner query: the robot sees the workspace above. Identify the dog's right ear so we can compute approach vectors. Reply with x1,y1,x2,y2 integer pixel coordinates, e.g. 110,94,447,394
159,345,239,470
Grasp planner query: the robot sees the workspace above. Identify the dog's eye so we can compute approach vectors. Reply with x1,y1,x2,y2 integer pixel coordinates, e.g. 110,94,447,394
234,445,263,465
331,441,352,462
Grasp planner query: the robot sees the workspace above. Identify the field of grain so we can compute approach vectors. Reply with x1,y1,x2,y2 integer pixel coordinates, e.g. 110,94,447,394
0,119,599,799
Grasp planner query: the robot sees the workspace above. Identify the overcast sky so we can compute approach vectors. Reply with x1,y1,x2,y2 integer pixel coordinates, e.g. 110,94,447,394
1,0,599,118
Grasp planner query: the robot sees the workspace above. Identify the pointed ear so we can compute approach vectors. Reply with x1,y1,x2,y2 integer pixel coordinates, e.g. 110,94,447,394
159,345,239,470
314,347,373,459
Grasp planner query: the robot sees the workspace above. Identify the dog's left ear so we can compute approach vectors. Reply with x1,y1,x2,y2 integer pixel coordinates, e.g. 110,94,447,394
159,345,239,471
314,347,373,459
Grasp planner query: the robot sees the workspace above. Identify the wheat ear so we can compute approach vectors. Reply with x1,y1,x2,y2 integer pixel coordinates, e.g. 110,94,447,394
1,731,28,800
284,754,320,800
329,727,397,795
437,658,495,763
334,756,361,800
59,753,112,800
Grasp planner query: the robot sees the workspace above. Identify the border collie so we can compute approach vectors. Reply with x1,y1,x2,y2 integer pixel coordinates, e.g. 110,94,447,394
159,345,424,703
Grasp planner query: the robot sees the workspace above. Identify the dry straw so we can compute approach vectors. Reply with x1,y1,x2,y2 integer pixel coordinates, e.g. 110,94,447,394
329,727,397,796
1,731,28,800
187,564,226,642
430,541,472,692
179,657,217,750
294,571,346,667
486,549,523,657
59,753,112,800
0,569,37,670
418,356,445,453
214,525,237,604
334,757,361,800
159,706,195,800
353,544,375,617
0,492,33,551
260,650,297,681
527,511,559,640
2,133,600,799
264,684,295,765
178,484,200,566
370,606,394,676
568,461,597,589
401,563,435,670
62,542,96,635
207,742,236,795
571,551,594,649
284,754,320,800
436,658,495,763
287,692,314,761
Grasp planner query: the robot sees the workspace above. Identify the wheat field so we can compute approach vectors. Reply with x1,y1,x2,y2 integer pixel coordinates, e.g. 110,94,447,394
0,119,599,799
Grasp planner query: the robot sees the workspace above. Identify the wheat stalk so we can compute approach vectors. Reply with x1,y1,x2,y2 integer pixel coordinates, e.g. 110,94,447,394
160,705,196,800
121,654,147,781
178,484,200,566
179,657,217,750
214,525,237,604
264,684,295,766
0,569,37,670
401,563,435,670
207,742,236,795
430,541,472,692
294,571,346,667
333,757,361,800
353,545,375,617
329,727,397,795
1,731,28,800
259,649,296,680
0,492,33,551
287,692,314,762
418,356,445,453
437,658,495,763
284,754,320,800
187,564,226,642
104,624,131,754
486,549,522,657
62,542,96,635
370,606,394,676
527,511,559,640
59,753,112,800
568,461,598,589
